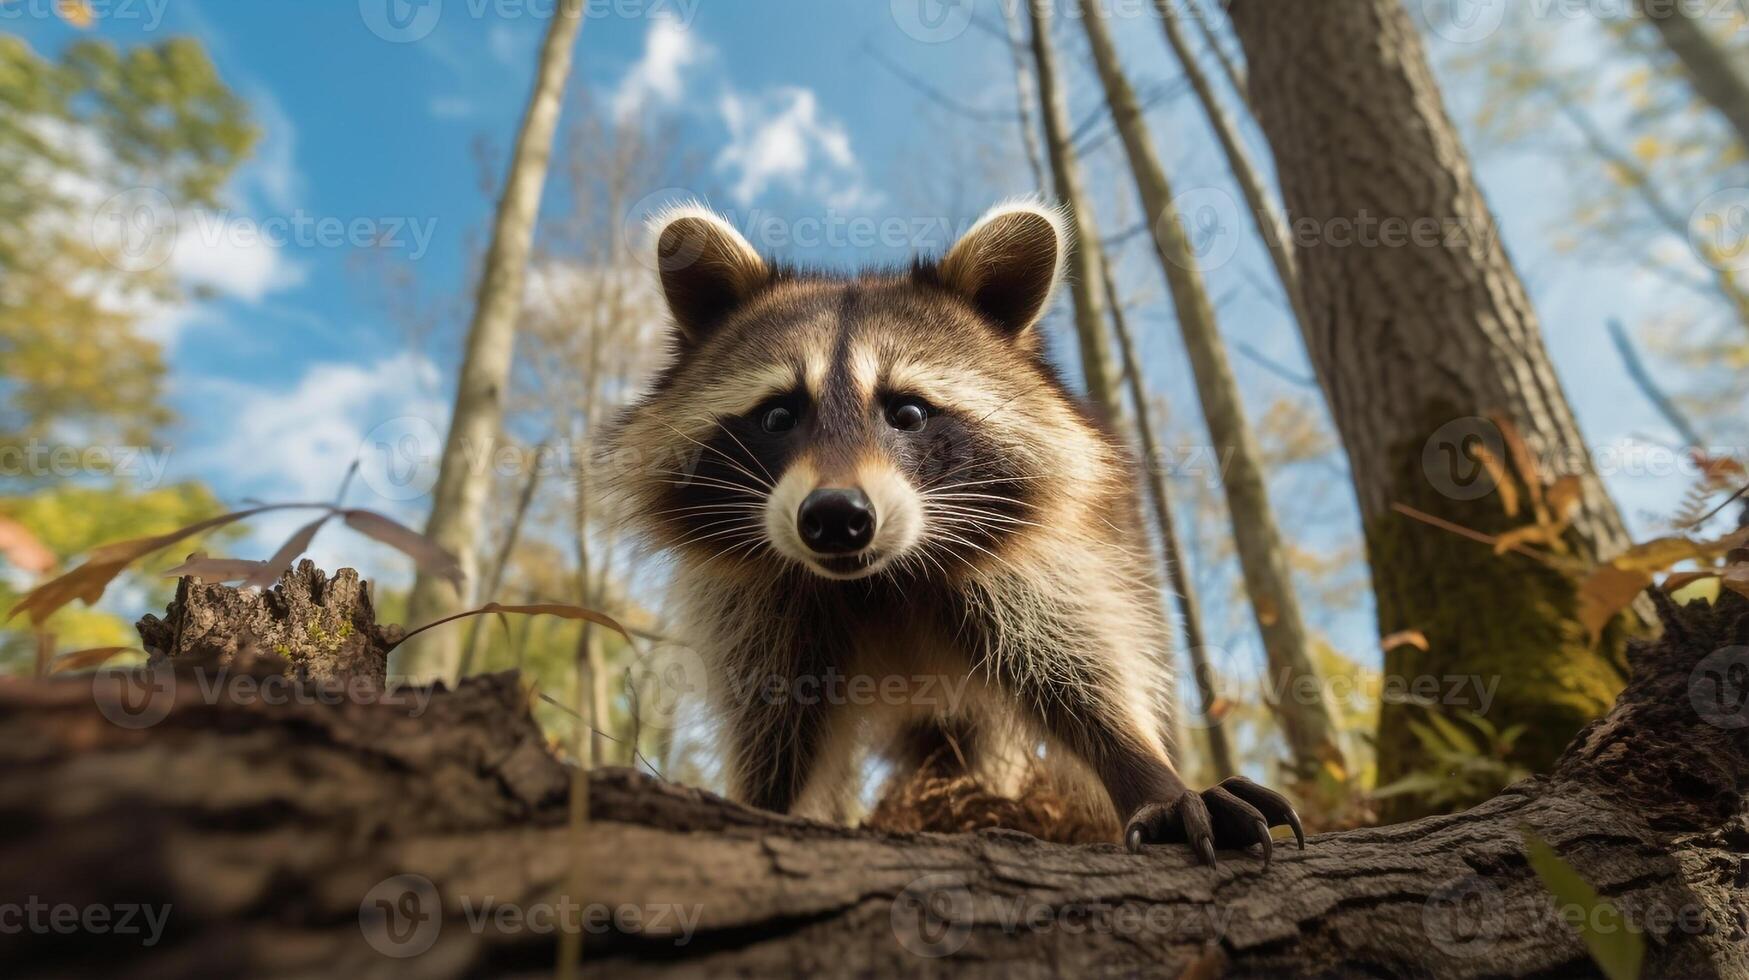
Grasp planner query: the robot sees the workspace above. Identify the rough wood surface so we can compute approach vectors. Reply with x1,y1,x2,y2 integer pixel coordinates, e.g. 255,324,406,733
2,576,1746,978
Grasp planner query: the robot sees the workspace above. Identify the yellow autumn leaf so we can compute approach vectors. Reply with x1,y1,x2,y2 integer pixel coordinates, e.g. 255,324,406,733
55,0,94,27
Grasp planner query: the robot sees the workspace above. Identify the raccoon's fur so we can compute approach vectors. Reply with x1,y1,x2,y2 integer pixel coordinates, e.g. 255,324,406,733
602,200,1301,862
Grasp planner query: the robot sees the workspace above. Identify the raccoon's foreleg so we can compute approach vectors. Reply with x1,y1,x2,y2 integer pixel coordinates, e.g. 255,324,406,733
995,635,1305,866
714,621,861,821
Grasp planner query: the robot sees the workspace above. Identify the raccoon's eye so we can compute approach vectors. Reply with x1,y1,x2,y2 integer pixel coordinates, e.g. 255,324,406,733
886,397,930,433
760,404,797,434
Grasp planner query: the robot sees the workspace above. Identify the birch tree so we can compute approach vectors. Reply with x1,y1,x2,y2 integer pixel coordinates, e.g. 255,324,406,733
399,0,586,679
1075,0,1346,782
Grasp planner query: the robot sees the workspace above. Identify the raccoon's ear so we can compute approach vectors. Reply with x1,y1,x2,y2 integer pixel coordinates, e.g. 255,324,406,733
651,205,770,342
938,200,1069,337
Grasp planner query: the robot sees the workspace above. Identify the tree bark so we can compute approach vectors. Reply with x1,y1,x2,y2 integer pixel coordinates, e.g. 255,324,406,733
1026,0,1124,419
1227,0,1638,818
1633,0,1749,153
4,569,1746,977
1076,0,1346,783
399,0,585,681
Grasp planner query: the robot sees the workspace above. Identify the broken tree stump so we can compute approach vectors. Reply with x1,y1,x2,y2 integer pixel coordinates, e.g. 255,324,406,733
1,570,1747,978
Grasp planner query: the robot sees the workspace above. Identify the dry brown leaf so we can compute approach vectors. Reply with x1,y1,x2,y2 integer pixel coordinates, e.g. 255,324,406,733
0,515,56,575
243,515,333,590
1494,524,1555,556
1579,565,1651,643
1546,475,1583,523
1381,629,1430,653
1610,536,1712,574
1489,412,1545,513
55,0,93,27
163,556,270,583
392,601,631,650
1476,444,1518,518
1690,451,1747,485
1254,595,1280,627
51,647,138,672
1204,696,1235,722
6,504,302,626
1661,570,1720,592
342,510,463,589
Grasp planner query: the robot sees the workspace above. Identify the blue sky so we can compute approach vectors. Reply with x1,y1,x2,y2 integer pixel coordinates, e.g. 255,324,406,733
10,0,1736,672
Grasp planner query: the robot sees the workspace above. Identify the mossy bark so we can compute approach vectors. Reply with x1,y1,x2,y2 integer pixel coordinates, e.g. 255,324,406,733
1370,418,1628,818
1226,0,1638,818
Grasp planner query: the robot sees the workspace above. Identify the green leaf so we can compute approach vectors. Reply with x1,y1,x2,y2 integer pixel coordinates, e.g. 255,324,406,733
1371,773,1450,799
1426,711,1483,757
1522,831,1643,980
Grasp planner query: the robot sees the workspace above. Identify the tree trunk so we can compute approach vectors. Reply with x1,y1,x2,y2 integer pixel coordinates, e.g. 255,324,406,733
1151,0,1313,349
1076,0,1346,783
1102,259,1235,779
997,0,1049,194
4,565,1746,977
398,0,585,681
1633,0,1749,152
1226,0,1637,817
1026,0,1123,419
456,448,545,681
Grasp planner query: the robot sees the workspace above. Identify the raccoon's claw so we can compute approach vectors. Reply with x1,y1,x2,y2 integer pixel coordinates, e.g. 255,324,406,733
1124,777,1304,869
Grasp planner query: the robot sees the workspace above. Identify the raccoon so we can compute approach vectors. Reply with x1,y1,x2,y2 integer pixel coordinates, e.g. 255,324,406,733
603,199,1302,865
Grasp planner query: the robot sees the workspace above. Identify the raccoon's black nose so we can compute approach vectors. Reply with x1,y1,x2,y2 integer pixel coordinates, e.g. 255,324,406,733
797,488,875,554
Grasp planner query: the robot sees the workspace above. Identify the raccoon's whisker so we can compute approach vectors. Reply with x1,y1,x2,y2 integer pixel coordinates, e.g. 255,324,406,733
672,523,764,553
645,501,768,519
929,510,1044,532
697,533,768,568
713,418,777,488
652,471,770,497
653,419,775,491
918,473,1046,493
928,528,1021,574
922,492,1031,507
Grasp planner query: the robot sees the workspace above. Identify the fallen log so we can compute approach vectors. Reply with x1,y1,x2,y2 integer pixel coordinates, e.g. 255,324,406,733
1,565,1746,978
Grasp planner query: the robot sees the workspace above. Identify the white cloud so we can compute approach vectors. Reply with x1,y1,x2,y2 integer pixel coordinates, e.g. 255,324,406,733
187,353,449,584
171,213,308,302
716,86,875,208
611,14,705,123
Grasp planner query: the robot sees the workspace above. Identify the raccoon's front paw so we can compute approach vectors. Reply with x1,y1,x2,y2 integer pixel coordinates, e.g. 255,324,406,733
1124,776,1305,868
